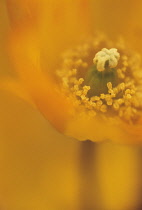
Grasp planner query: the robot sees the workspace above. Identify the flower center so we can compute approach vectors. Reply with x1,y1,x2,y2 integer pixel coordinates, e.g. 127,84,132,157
56,35,142,123
84,48,120,97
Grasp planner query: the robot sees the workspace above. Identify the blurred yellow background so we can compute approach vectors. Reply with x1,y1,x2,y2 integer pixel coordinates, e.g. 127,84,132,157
0,0,142,209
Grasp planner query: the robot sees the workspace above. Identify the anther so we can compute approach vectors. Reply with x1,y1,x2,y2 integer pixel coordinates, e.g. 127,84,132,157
57,36,142,122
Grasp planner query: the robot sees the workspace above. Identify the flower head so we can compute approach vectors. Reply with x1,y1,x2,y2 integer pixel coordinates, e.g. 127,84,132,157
56,35,142,143
4,0,142,144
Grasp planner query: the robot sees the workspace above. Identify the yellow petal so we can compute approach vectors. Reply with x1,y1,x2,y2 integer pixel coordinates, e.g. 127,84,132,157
6,0,93,132
65,112,142,144
0,78,34,106
92,0,135,36
8,30,74,132
39,0,93,69
29,76,74,133
120,116,142,144
7,0,93,69
6,0,40,29
92,0,142,52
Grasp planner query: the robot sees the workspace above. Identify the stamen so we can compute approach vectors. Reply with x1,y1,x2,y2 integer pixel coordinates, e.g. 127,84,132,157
56,36,142,124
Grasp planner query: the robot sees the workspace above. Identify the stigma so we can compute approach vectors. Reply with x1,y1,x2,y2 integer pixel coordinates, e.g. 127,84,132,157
93,48,120,72
56,35,142,124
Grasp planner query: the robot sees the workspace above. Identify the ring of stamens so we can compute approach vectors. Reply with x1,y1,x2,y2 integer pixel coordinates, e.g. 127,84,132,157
56,36,142,123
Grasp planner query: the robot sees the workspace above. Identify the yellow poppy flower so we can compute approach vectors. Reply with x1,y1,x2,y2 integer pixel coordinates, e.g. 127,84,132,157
0,1,142,210
4,0,142,144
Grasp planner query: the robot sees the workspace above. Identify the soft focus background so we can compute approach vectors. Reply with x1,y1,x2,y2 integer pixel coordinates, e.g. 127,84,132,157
1,0,142,209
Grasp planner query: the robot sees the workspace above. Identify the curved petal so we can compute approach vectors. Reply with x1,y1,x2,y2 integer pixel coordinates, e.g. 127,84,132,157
0,77,35,106
65,112,142,144
120,117,142,144
39,0,93,70
7,30,74,132
6,0,94,132
7,0,93,69
6,0,40,30
92,0,142,52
